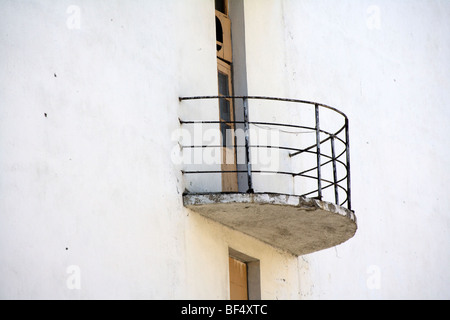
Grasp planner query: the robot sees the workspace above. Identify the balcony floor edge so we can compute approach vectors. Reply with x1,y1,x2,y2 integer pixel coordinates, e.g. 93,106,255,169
183,193,357,256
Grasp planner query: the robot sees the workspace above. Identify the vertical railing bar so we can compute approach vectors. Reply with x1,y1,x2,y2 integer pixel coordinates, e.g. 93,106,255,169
243,97,254,193
345,118,352,210
315,104,322,200
330,135,339,205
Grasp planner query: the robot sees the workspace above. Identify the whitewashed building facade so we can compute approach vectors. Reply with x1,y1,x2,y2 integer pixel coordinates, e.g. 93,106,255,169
0,0,449,300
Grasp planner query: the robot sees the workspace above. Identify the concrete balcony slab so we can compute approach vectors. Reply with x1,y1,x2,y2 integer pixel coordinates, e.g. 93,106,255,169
183,193,357,256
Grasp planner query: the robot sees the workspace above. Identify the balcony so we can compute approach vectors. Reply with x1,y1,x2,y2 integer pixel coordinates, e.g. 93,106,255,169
177,96,357,256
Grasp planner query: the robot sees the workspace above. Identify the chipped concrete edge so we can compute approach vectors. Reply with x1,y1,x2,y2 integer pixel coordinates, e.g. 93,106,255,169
183,192,357,225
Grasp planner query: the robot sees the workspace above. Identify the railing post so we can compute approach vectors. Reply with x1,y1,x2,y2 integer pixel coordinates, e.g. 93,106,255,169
345,118,352,210
330,135,339,205
315,104,322,200
243,97,254,193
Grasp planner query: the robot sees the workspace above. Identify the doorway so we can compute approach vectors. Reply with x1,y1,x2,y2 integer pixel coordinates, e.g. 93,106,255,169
216,0,238,192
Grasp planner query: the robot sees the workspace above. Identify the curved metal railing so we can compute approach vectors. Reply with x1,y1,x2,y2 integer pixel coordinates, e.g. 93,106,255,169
178,96,352,210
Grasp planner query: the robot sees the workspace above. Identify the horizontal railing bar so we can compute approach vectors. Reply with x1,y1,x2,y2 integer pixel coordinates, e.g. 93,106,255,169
180,121,348,156
180,144,348,169
296,157,347,176
182,170,296,176
180,144,314,153
289,131,348,158
331,132,347,146
300,183,334,198
180,145,348,172
335,147,347,161
182,170,348,186
288,148,346,165
180,120,349,155
297,174,347,188
181,145,305,155
298,176,348,197
289,135,329,158
299,182,347,198
179,131,347,159
290,133,331,157
179,95,348,120
180,120,339,137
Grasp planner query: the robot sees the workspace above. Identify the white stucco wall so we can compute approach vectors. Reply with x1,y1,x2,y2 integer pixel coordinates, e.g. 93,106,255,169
0,0,449,300
274,0,450,299
188,0,450,300
0,0,304,300
0,0,188,299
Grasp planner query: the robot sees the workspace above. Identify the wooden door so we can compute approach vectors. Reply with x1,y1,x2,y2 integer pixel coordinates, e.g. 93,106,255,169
215,1,237,192
229,257,248,300
217,60,238,192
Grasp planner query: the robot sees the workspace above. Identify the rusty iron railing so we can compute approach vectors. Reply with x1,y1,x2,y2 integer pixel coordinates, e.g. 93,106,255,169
178,96,352,210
